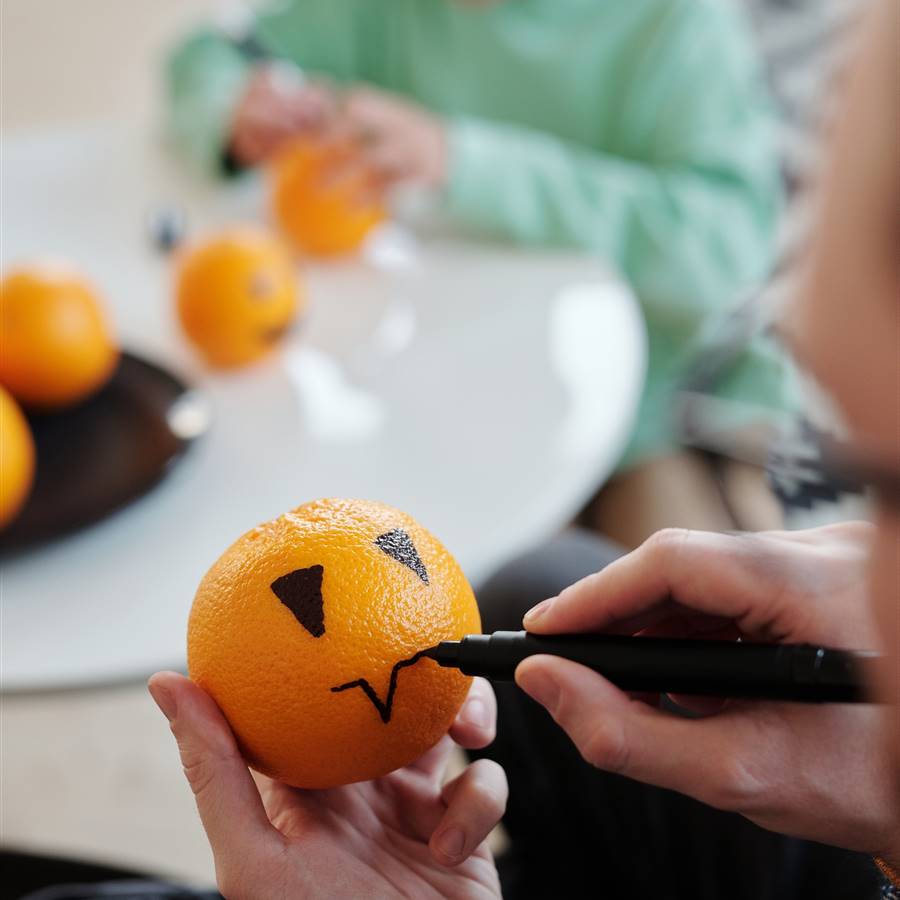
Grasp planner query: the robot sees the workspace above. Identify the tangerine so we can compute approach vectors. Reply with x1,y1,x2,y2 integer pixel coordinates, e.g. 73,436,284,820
175,227,302,368
270,139,385,257
0,265,118,408
187,498,480,788
0,386,35,527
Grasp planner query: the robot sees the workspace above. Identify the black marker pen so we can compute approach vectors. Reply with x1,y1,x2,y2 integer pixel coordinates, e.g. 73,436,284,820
423,631,877,703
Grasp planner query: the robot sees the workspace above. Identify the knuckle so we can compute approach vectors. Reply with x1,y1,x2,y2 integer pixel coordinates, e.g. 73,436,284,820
829,519,874,549
708,754,768,813
470,784,507,820
181,751,218,799
645,527,692,562
177,738,237,800
462,678,492,714
579,718,631,775
469,762,508,812
545,681,577,731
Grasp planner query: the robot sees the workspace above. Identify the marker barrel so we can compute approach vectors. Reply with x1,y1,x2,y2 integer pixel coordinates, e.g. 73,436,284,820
437,631,871,702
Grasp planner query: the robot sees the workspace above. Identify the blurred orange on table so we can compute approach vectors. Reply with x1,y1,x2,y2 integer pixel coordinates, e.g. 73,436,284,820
0,385,35,528
0,265,118,409
175,226,302,368
270,139,385,257
188,498,480,788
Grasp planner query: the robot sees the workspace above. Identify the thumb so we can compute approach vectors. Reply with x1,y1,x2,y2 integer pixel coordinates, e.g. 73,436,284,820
148,672,277,861
515,656,754,812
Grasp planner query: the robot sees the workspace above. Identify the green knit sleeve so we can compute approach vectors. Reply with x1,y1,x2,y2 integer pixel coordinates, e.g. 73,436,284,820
442,1,782,355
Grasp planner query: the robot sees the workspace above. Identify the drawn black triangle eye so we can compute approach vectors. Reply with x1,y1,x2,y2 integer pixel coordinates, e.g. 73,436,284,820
271,565,325,637
374,529,429,584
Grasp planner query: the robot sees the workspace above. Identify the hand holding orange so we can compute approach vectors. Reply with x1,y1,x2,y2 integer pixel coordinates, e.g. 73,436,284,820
175,227,302,368
187,498,481,788
270,138,385,257
0,386,35,527
0,265,118,408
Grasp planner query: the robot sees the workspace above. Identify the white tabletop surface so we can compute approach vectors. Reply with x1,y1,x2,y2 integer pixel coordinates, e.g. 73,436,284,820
0,125,646,692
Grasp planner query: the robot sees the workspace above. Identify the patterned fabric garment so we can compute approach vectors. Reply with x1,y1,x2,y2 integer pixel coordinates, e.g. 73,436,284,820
677,0,875,516
741,0,872,189
877,857,900,900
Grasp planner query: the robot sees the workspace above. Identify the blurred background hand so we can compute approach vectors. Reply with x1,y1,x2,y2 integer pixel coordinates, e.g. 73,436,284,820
148,671,505,899
326,85,448,191
516,524,900,864
229,64,336,167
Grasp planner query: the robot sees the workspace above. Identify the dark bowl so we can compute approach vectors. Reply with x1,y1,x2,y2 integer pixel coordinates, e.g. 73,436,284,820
0,352,206,553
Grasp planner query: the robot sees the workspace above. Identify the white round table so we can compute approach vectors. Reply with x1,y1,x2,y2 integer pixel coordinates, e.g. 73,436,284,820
0,125,646,691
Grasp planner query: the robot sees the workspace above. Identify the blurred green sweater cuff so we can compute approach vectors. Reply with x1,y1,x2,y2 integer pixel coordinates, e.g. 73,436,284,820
165,32,251,177
443,117,521,238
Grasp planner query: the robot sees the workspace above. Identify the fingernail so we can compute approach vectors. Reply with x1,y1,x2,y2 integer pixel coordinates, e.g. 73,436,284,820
148,681,177,722
516,667,560,714
460,697,489,730
523,597,554,628
435,825,466,860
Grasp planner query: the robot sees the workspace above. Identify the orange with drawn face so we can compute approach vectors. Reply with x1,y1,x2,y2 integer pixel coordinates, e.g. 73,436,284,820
175,227,301,368
187,498,480,788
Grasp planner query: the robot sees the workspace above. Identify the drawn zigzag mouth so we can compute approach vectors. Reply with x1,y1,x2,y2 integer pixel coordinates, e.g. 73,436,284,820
331,649,431,724
261,322,292,344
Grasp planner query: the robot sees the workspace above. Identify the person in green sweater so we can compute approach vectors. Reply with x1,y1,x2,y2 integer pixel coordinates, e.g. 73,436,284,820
166,0,791,545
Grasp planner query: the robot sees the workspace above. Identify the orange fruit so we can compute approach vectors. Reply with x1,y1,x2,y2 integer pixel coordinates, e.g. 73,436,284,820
188,498,480,788
270,139,385,257
0,385,35,528
0,265,118,409
175,227,302,368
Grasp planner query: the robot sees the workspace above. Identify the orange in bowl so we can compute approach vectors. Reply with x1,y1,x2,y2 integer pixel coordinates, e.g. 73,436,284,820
0,385,35,528
175,226,302,368
188,498,481,788
270,139,385,257
0,265,118,409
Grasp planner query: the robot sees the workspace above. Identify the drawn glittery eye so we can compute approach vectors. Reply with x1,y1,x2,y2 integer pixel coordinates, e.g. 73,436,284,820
374,529,429,584
271,565,325,637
